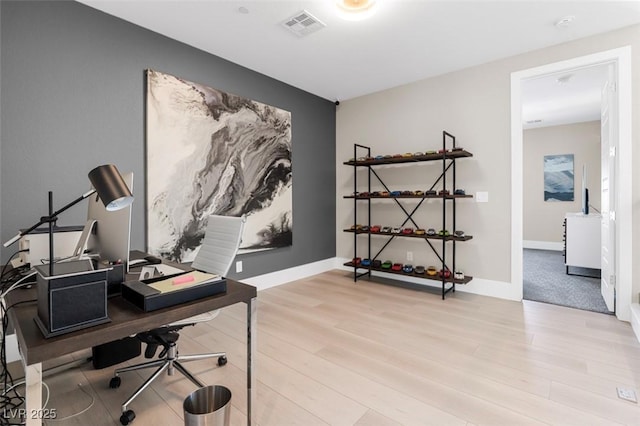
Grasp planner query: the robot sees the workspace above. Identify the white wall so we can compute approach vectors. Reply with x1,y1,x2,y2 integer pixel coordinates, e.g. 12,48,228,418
523,121,601,245
336,24,640,302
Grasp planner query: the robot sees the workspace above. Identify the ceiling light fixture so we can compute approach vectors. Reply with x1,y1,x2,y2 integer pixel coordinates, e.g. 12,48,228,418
336,0,378,21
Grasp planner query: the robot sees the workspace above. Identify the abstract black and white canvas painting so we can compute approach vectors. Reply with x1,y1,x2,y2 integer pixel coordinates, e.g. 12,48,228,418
543,154,574,202
146,69,292,262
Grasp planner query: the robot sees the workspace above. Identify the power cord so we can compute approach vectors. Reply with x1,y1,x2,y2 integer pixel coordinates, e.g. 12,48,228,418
0,251,25,283
0,380,50,425
0,250,29,292
44,383,95,423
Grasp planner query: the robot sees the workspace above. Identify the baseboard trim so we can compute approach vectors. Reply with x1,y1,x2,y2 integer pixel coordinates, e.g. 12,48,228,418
243,257,339,291
523,240,564,251
336,258,520,301
631,303,640,343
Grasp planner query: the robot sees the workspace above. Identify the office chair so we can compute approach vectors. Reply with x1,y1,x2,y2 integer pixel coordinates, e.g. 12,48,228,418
109,214,246,425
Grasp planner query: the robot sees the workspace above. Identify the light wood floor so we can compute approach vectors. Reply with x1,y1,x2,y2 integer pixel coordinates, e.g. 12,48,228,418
28,270,640,425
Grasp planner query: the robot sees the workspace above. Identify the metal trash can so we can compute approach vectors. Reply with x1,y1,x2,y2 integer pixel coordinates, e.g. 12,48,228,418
184,385,231,426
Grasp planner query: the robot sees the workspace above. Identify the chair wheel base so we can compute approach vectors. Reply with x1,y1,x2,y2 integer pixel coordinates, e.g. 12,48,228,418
109,376,121,388
218,356,227,366
120,410,135,425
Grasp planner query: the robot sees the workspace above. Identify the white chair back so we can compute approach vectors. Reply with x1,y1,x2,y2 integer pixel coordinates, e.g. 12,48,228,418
191,215,246,277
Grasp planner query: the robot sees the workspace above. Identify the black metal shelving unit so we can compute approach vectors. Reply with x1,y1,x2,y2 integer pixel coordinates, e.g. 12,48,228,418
343,131,473,299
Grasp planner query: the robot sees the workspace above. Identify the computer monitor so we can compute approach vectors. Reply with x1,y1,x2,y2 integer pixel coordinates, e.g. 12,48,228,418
85,172,133,272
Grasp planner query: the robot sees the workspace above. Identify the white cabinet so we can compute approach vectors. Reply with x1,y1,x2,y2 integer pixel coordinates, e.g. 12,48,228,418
564,213,601,271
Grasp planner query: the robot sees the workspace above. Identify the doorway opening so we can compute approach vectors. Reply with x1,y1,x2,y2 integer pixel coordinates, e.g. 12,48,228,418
521,65,609,314
510,47,632,321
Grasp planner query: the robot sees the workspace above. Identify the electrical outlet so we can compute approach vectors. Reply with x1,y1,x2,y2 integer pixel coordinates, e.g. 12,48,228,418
10,258,25,269
617,387,638,403
476,191,489,203
236,261,243,273
407,251,413,261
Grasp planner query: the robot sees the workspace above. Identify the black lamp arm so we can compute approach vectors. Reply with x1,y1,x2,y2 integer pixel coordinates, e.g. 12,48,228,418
2,189,96,248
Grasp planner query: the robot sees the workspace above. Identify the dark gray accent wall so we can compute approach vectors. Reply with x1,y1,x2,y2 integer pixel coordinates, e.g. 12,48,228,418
0,1,336,279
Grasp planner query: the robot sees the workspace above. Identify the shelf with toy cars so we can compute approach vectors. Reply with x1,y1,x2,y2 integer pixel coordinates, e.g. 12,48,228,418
343,130,473,299
343,258,473,285
343,226,473,242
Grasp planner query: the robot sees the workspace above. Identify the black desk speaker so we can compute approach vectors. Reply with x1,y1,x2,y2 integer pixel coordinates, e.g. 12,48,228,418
34,260,111,338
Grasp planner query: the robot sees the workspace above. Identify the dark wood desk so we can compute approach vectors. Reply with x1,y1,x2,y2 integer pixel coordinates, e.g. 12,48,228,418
6,276,257,425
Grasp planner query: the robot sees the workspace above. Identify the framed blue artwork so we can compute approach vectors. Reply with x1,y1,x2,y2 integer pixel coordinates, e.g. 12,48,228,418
544,154,574,202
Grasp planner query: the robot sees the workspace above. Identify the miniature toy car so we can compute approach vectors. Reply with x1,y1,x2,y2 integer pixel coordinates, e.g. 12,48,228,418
392,153,403,158
454,230,465,238
402,153,413,158
414,265,426,274
438,148,450,154
439,269,451,279
375,155,385,160
361,225,370,232
454,189,466,196
371,191,381,197
391,263,403,271
381,260,393,269
359,191,369,197
391,227,401,234
426,266,438,276
351,257,361,265
454,271,465,280
372,259,382,268
390,190,402,196
357,157,366,162
413,152,424,157
438,229,450,237
383,154,393,159
402,264,414,273
452,147,463,151
361,258,371,267
370,225,381,233
414,190,424,196
401,228,414,235
401,190,413,196
350,224,362,230
426,228,436,236
414,228,426,235
439,189,450,196
381,226,392,233
380,191,390,197
426,189,437,196
425,150,437,155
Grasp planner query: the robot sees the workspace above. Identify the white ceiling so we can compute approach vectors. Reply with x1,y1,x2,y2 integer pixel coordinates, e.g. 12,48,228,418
522,63,609,129
79,0,640,125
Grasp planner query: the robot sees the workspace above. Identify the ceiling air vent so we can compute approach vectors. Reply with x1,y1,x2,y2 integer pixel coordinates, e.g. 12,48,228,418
281,10,326,37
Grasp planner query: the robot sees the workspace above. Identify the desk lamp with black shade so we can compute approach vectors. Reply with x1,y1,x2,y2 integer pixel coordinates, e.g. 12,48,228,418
2,164,134,337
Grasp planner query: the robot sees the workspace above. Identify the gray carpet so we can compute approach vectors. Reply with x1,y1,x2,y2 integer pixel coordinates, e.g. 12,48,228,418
523,249,611,314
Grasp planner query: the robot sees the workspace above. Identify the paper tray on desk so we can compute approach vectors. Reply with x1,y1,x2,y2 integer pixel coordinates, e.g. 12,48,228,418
121,276,227,312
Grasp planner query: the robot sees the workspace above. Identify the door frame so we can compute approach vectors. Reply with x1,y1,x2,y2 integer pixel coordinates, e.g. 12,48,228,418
510,46,632,321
